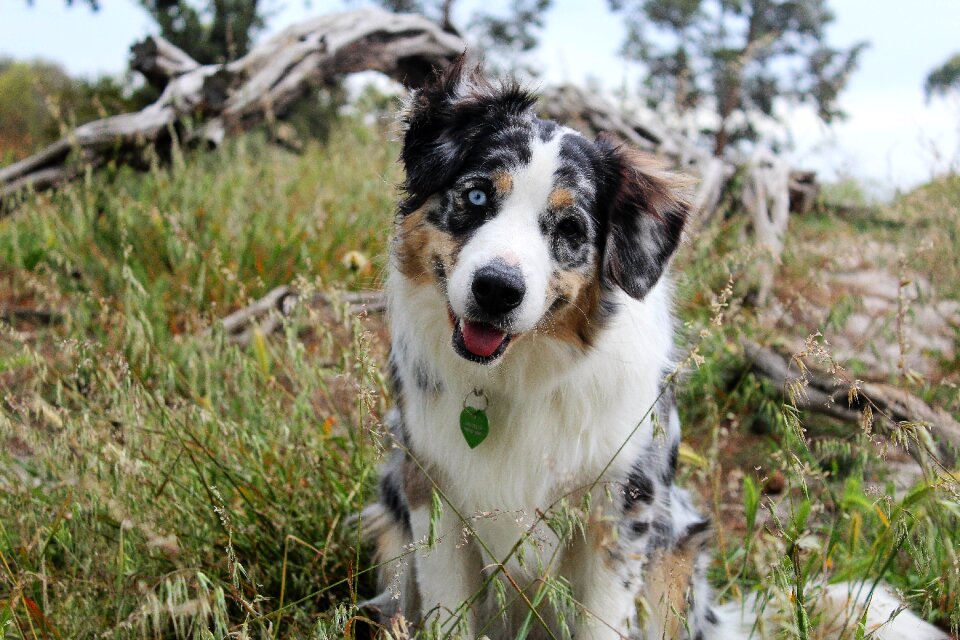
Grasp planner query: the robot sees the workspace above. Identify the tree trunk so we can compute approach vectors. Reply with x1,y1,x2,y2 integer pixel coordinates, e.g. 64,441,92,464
712,0,770,157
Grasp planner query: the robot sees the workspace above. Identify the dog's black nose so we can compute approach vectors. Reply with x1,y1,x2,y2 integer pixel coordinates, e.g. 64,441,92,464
472,264,525,316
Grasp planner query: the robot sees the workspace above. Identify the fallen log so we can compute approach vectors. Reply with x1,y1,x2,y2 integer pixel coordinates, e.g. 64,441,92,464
0,306,65,326
539,85,661,152
742,148,791,306
0,8,464,210
129,35,200,90
210,285,386,346
744,340,960,465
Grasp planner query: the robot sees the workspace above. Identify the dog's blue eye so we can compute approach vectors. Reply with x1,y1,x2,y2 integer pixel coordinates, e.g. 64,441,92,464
466,188,488,207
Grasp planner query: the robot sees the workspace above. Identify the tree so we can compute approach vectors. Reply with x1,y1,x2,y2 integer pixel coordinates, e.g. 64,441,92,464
28,1,262,65
138,0,265,65
925,52,960,101
375,0,553,75
376,0,458,32
609,0,867,157
0,58,140,163
469,0,552,74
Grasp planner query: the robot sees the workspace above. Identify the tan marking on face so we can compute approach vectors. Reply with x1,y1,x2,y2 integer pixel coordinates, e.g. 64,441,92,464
392,200,458,285
492,170,513,196
549,269,587,301
542,265,603,350
548,187,575,210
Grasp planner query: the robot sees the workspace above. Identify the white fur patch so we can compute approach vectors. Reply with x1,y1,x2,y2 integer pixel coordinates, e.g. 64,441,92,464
447,133,566,331
389,266,675,532
387,261,676,637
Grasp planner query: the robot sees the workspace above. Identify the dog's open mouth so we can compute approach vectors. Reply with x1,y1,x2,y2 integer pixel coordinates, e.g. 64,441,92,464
449,310,513,364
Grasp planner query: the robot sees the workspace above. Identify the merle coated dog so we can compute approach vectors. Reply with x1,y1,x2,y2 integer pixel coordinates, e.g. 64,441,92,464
358,60,949,640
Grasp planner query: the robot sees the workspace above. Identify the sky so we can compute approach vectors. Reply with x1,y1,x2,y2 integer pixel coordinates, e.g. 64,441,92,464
1,1,958,196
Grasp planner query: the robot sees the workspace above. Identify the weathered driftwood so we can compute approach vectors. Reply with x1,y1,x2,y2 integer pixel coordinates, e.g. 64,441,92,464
742,148,791,306
129,35,201,90
744,340,960,465
211,285,386,345
539,85,661,152
689,156,733,228
788,170,819,214
0,9,464,209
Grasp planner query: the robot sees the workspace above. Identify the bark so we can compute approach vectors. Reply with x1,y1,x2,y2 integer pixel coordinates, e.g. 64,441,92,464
745,340,960,465
210,285,386,346
0,8,464,210
129,36,201,90
742,147,791,306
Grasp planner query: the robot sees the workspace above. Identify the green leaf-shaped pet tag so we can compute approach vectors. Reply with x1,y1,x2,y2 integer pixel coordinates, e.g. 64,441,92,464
460,388,490,449
460,406,489,449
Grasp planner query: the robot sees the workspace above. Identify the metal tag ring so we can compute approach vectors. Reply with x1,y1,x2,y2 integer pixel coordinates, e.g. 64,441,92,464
463,387,489,411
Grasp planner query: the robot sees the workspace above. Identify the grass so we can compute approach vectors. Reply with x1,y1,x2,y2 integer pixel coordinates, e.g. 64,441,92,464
1,112,959,638
1,121,399,637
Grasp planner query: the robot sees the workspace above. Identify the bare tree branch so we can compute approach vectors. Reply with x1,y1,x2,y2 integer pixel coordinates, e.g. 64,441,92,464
209,285,386,346
129,35,201,90
745,340,960,465
742,148,791,306
1,8,464,210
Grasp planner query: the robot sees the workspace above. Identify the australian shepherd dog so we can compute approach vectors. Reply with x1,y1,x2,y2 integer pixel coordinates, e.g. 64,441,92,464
358,59,950,640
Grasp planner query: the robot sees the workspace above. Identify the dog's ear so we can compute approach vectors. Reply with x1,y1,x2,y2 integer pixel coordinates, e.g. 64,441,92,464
398,56,537,214
595,135,691,299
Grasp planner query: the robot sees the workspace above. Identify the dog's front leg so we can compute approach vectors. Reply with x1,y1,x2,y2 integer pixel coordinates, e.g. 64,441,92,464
410,503,483,637
565,504,638,640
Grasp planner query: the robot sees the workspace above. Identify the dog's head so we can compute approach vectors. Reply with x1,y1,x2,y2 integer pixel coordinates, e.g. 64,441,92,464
392,59,690,365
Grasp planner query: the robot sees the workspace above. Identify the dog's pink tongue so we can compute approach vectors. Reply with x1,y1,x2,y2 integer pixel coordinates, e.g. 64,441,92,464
461,320,506,357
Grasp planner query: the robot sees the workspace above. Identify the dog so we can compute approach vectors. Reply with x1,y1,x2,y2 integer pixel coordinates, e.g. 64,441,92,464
358,59,951,640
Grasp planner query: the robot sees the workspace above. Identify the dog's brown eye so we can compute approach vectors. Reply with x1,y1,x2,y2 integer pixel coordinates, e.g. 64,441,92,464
557,217,584,240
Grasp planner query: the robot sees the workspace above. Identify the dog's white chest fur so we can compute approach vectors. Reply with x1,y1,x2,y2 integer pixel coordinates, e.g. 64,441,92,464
389,271,675,558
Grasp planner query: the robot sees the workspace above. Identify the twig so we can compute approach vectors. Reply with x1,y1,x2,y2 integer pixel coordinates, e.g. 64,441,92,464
208,285,386,346
0,306,65,326
744,340,960,465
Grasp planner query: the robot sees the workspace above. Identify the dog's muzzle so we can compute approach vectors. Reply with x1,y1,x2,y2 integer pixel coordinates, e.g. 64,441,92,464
449,262,526,364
